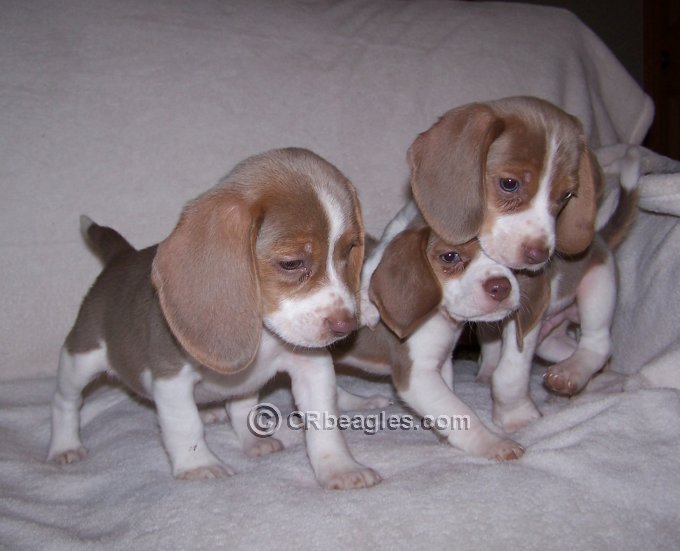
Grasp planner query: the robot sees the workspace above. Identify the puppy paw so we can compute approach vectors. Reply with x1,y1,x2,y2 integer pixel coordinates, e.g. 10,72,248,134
49,446,88,465
244,437,284,458
485,439,525,461
177,464,234,480
321,466,382,490
544,363,589,396
493,400,541,433
359,298,380,329
199,406,228,425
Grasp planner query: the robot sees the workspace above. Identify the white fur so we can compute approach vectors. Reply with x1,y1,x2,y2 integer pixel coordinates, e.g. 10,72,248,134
480,134,558,270
264,188,356,347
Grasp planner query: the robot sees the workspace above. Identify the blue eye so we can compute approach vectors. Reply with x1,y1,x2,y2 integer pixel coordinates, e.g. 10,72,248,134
499,177,520,193
439,252,461,264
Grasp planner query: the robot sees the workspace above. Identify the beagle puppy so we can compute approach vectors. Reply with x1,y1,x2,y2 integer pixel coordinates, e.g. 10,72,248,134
335,206,525,461
47,148,381,490
407,96,601,272
476,186,638,432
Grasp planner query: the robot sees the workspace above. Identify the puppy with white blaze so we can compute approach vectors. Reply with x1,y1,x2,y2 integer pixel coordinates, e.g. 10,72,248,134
334,206,525,461
47,148,381,490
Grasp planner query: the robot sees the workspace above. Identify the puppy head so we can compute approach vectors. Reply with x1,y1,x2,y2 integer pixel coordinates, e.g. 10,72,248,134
151,148,364,374
369,224,519,339
409,96,602,271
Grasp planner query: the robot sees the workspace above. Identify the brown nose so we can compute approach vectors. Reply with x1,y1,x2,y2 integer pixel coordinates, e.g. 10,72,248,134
523,246,549,265
483,277,511,302
325,315,357,336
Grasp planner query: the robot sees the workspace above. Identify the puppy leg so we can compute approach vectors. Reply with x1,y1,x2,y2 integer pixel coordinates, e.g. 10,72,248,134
47,345,108,464
226,394,284,458
336,385,391,411
491,320,541,432
544,257,616,396
536,320,578,363
153,365,233,480
287,351,381,490
399,361,524,461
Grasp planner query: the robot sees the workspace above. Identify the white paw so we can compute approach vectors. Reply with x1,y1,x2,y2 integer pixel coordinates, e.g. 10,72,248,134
176,464,234,480
483,438,525,461
49,446,88,465
359,297,380,329
244,437,284,458
199,406,228,425
493,400,541,433
320,465,382,490
544,355,602,396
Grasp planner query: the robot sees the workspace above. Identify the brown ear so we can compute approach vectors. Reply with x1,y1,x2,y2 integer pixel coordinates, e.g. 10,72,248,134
409,104,504,244
151,190,262,373
555,143,602,255
513,270,551,351
347,183,366,295
369,227,442,340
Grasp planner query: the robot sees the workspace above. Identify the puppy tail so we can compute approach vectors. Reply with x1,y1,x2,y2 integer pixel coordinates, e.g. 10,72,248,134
598,188,639,251
80,215,135,264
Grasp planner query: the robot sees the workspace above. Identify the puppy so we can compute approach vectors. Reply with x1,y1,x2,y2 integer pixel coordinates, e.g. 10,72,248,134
335,206,525,461
476,185,639,432
407,96,601,271
47,148,381,490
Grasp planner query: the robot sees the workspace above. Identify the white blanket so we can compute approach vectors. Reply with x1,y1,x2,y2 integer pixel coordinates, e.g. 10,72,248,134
2,0,679,548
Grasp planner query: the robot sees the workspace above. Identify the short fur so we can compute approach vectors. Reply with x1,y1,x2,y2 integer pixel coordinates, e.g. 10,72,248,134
476,188,639,432
335,209,525,461
408,96,603,272
48,148,380,490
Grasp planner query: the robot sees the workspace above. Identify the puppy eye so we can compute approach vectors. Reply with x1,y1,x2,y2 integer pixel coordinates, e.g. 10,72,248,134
499,177,520,193
439,251,462,264
561,191,575,203
278,259,305,271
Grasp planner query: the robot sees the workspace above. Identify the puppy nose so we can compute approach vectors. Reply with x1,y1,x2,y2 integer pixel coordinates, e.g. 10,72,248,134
523,246,549,265
483,277,511,302
325,315,357,336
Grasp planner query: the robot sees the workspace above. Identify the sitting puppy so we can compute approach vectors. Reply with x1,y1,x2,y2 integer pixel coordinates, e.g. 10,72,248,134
335,206,525,461
47,148,381,490
407,96,601,271
475,185,638,432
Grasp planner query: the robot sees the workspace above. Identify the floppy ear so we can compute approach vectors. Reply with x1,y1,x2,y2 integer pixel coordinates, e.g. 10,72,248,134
513,270,551,351
555,143,602,255
409,104,504,244
346,184,366,296
151,190,263,374
369,227,441,340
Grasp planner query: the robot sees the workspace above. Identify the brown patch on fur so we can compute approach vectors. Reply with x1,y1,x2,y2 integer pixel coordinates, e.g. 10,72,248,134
369,226,442,340
514,270,551,350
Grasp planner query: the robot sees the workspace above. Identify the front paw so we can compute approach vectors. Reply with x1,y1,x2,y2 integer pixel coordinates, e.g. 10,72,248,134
244,437,284,458
320,464,382,490
176,464,234,480
359,297,380,329
544,362,589,396
493,400,541,433
485,438,525,461
48,446,88,465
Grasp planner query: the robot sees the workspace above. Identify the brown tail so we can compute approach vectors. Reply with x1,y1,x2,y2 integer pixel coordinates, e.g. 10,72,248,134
80,215,135,264
598,188,639,251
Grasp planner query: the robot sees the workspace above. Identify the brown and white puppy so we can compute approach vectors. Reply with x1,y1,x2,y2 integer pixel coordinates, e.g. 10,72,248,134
47,148,381,490
408,96,601,271
335,207,524,461
476,186,638,432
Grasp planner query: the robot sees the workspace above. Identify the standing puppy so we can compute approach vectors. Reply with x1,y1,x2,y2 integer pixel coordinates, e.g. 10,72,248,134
47,148,381,490
335,207,525,461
